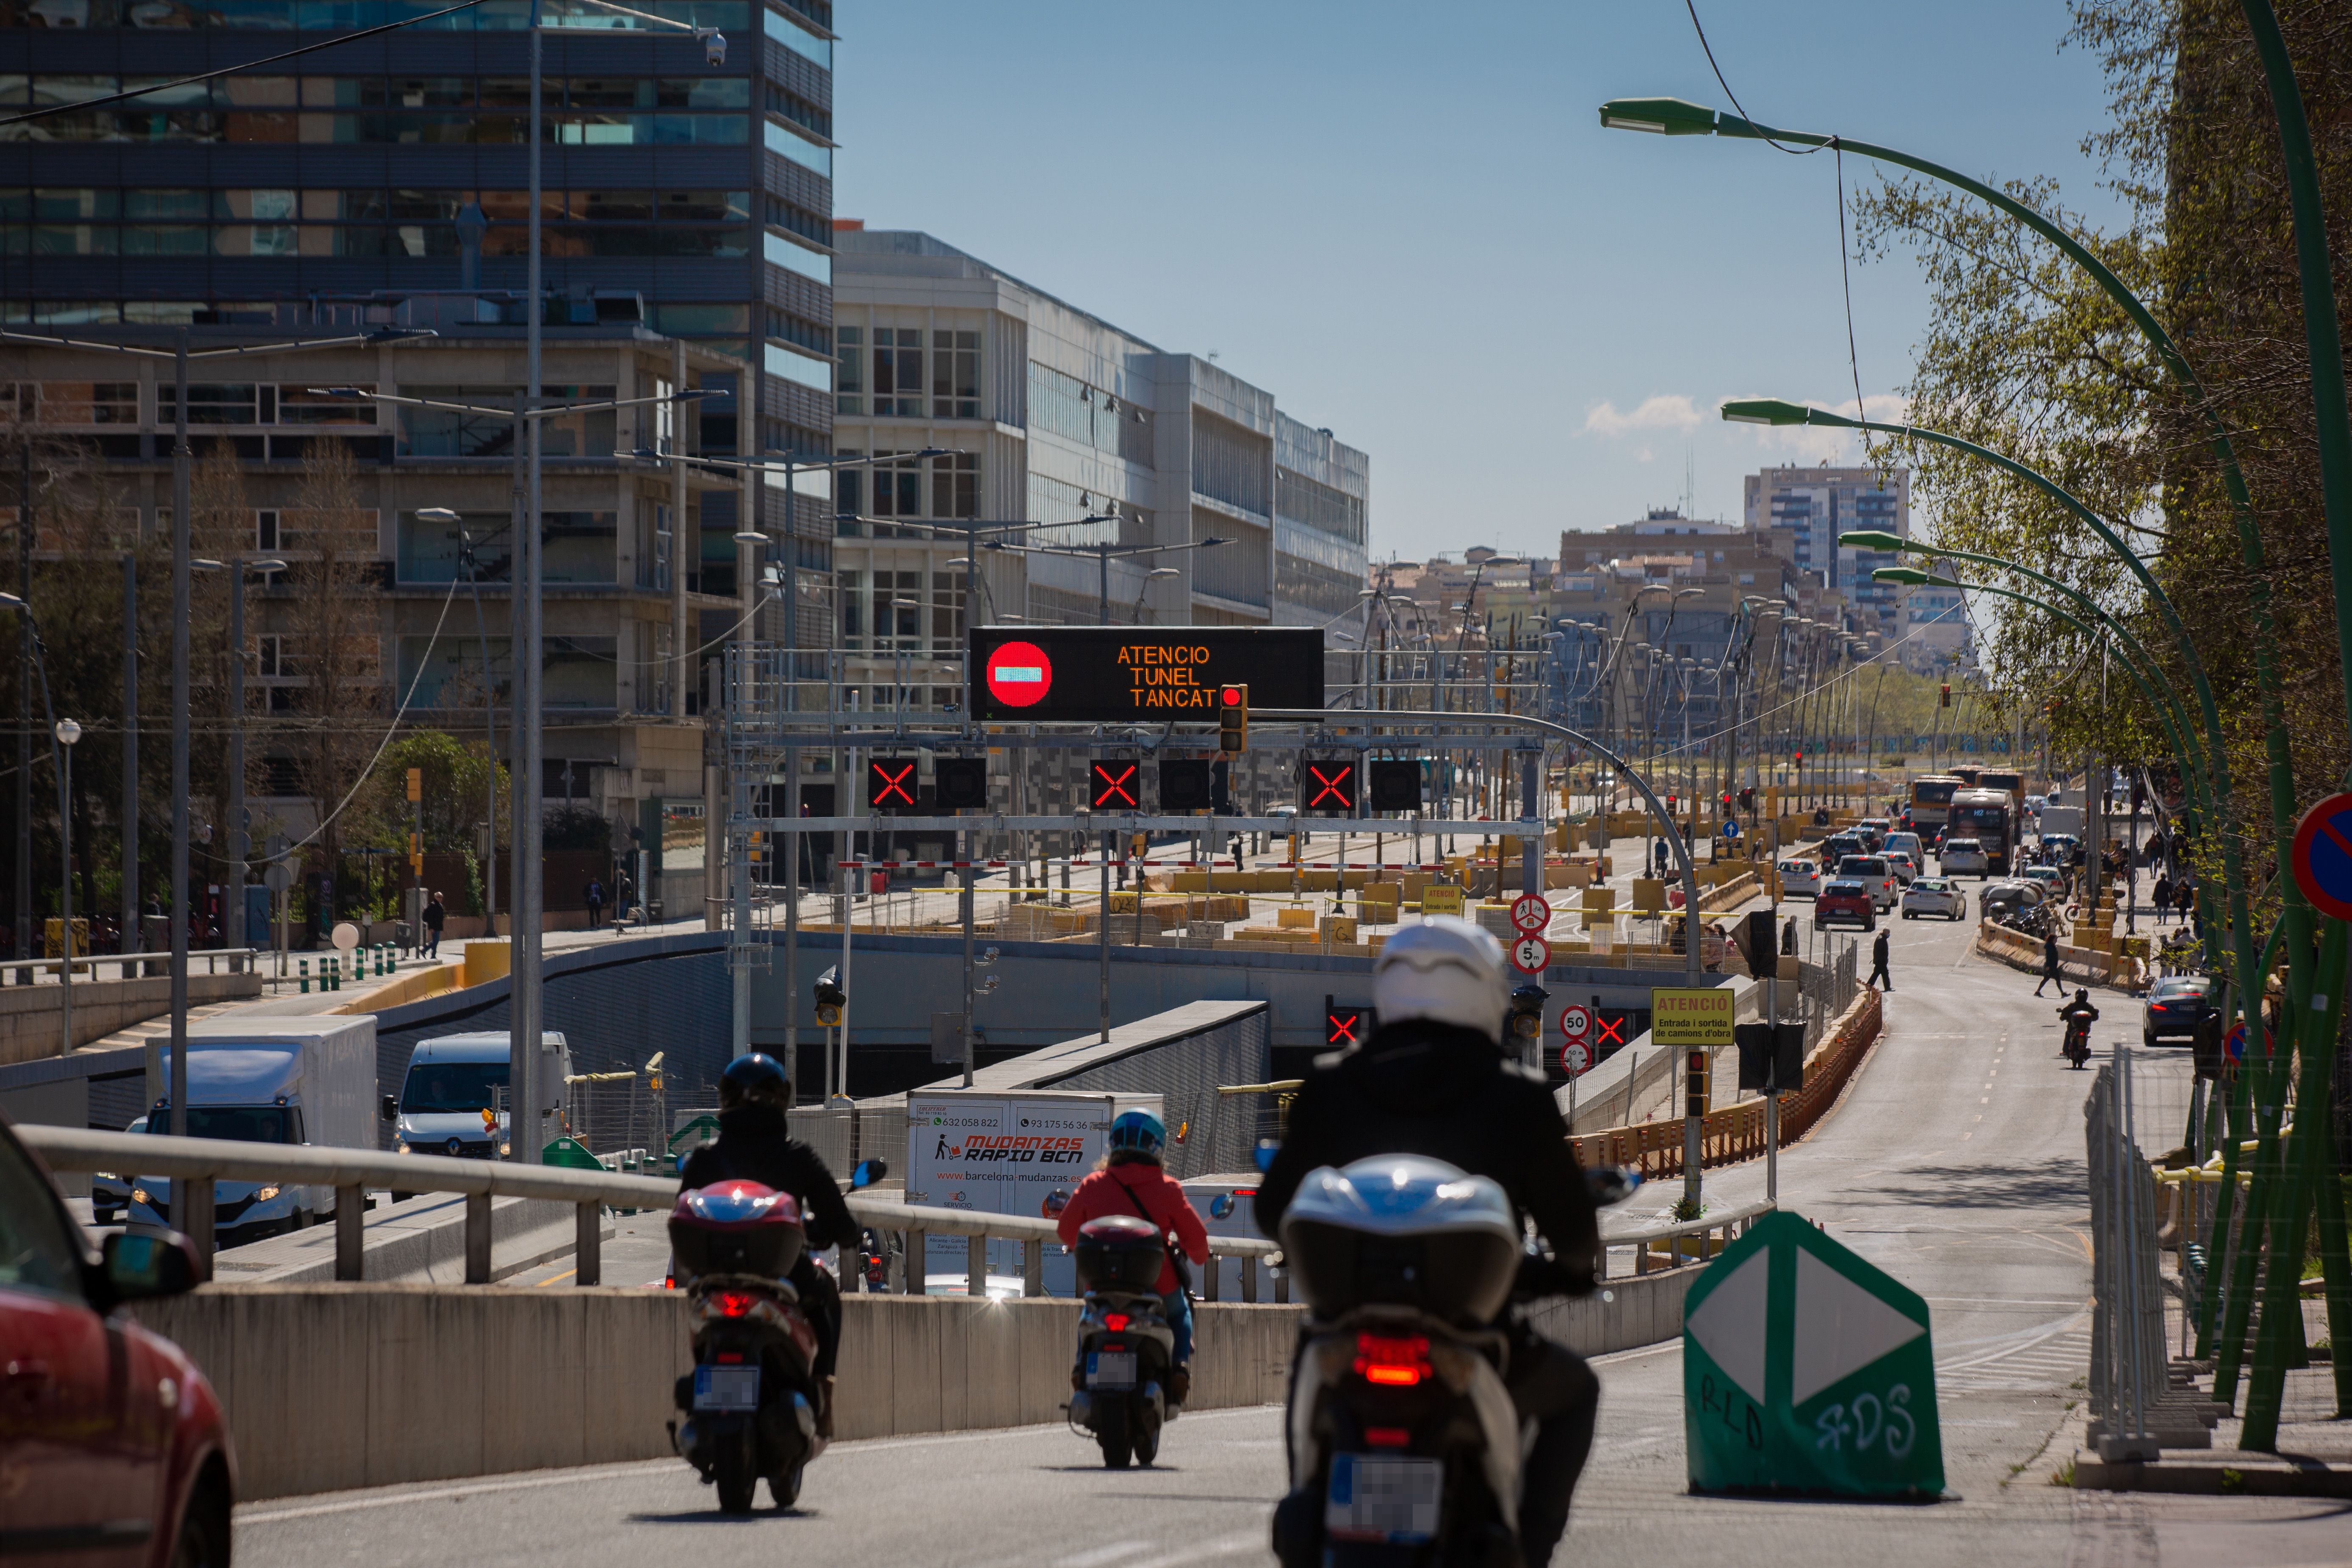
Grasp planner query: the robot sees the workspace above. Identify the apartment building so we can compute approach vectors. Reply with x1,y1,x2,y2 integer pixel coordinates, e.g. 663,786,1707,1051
3,324,742,914
1740,465,1911,636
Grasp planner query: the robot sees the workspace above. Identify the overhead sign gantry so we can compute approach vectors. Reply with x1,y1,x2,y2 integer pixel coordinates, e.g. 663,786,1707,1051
968,626,1323,722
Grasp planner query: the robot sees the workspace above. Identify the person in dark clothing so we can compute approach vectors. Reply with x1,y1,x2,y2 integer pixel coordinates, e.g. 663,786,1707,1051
1257,918,1602,1568
2150,873,2172,926
678,1052,855,1436
2034,929,2065,996
583,877,606,929
1782,914,1800,956
1867,926,1893,992
421,892,446,959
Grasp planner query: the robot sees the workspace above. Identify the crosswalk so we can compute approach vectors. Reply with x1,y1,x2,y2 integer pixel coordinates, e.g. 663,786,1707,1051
1935,1313,2091,1394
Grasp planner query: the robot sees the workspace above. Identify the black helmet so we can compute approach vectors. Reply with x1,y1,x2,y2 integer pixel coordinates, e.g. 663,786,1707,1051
719,1052,791,1110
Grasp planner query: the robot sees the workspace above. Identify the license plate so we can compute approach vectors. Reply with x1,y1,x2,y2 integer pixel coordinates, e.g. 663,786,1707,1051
693,1364,760,1412
1326,1452,1442,1543
1086,1350,1137,1391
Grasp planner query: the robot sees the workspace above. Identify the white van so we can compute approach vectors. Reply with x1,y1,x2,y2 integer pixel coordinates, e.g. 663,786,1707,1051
386,1031,571,1160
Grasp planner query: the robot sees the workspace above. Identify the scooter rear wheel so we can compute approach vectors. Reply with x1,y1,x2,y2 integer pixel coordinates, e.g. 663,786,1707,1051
769,1463,804,1509
714,1431,759,1513
1096,1399,1134,1469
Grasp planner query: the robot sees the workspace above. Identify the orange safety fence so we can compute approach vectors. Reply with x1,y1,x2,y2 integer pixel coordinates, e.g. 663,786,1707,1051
1569,987,1884,1182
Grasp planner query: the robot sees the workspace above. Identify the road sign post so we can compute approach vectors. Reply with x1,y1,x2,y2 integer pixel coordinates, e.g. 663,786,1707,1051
1511,934,1550,975
1654,986,1734,1211
1684,1211,1944,1497
1510,893,1550,934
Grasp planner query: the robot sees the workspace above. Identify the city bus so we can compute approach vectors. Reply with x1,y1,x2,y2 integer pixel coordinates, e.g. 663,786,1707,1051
1948,764,1983,789
1909,774,1961,832
1948,787,2017,875
1977,768,2025,799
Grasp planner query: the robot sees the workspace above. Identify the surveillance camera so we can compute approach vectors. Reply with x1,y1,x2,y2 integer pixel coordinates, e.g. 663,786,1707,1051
702,29,727,65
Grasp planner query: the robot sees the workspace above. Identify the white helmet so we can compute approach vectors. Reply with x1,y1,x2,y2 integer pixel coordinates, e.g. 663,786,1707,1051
1373,916,1507,1040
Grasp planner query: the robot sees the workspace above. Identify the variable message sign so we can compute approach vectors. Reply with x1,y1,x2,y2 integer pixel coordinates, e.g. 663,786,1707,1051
967,626,1323,723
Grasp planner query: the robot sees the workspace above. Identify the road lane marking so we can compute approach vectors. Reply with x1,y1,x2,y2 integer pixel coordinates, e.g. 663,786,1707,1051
1059,1542,1156,1568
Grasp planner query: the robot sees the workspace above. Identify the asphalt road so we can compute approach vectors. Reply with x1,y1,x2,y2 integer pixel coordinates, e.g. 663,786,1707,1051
236,904,2351,1568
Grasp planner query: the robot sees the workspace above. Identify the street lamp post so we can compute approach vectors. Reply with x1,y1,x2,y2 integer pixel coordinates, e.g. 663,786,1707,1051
54,717,77,1054
193,556,287,952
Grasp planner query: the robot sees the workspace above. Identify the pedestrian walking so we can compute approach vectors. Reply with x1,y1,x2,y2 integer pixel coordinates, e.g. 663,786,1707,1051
583,877,606,930
1867,927,1893,992
421,891,446,959
615,868,636,927
2151,873,2172,926
2033,928,2064,996
1781,914,1799,956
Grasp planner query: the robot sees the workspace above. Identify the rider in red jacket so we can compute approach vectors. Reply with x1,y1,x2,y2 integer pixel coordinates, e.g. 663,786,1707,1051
1055,1111,1209,1403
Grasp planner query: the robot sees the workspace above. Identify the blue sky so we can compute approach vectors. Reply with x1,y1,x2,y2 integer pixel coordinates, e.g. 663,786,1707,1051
833,2,2125,566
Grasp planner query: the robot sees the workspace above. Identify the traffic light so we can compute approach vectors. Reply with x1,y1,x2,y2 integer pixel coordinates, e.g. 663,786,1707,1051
1159,758,1213,811
1210,756,1231,811
747,829,766,873
1507,984,1547,1052
1367,758,1422,812
866,756,919,813
1089,758,1140,810
1324,996,1371,1049
934,756,988,810
1719,791,1732,816
1218,684,1248,753
1792,749,1804,767
814,965,846,1028
1666,792,1678,815
1299,758,1357,815
1940,683,1952,708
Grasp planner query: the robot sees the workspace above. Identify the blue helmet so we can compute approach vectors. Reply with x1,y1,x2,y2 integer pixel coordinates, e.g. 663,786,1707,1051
1107,1110,1166,1160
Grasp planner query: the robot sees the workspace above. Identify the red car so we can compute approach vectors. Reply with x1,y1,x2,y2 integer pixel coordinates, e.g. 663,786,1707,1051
0,1114,234,1567
1815,878,1877,931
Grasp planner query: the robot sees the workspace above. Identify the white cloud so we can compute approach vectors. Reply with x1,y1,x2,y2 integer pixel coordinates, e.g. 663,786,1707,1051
1582,394,1704,439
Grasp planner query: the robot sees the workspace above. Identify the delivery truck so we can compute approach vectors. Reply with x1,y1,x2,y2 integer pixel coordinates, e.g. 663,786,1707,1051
135,1014,377,1246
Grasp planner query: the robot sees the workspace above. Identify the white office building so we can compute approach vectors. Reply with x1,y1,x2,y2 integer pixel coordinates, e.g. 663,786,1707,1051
827,227,1370,721
1742,464,1912,638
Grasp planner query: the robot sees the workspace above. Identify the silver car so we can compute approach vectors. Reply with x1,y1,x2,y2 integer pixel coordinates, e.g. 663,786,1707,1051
1901,877,1967,921
1940,836,1990,877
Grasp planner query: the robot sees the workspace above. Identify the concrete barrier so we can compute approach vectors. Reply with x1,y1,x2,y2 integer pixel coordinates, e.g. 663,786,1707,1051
130,1286,1300,1500
129,1266,1699,1500
0,969,261,1069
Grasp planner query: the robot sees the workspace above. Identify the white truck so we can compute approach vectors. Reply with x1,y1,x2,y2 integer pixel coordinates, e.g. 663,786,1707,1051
383,1031,572,1161
905,1088,1162,1297
138,1015,377,1245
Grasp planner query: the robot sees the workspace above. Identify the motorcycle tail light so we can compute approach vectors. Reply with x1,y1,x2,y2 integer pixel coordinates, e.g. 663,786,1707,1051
1364,1427,1411,1448
716,1352,744,1363
1354,1333,1432,1388
1102,1312,1131,1331
713,1290,758,1318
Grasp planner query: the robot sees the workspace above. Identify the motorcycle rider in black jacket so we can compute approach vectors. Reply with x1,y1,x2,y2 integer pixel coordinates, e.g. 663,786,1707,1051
1257,917,1603,1568
2057,989,2100,1062
678,1053,858,1436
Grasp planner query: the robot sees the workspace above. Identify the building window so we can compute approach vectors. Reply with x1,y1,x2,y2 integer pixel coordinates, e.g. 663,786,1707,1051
872,328,921,417
839,568,862,647
835,324,862,414
931,330,978,419
930,451,977,519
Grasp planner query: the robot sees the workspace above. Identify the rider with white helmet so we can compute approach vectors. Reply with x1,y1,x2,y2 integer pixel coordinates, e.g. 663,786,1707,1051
1256,915,1601,1568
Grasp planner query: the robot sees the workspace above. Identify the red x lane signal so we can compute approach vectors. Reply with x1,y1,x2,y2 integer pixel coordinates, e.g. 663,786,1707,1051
1300,759,1356,814
1325,1004,1366,1048
1090,759,1140,810
866,758,918,811
1594,1012,1626,1049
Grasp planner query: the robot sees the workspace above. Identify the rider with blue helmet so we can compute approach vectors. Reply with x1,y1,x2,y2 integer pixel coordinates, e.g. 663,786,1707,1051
1053,1109,1210,1405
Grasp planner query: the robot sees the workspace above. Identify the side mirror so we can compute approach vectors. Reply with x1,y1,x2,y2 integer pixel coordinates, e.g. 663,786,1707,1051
380,1095,397,1121
1207,1193,1236,1221
101,1228,202,1302
849,1158,887,1191
1254,1137,1278,1175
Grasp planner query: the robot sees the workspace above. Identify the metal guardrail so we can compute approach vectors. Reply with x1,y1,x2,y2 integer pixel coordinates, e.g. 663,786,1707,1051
19,1125,1278,1300
1599,1197,1773,1276
3,946,262,985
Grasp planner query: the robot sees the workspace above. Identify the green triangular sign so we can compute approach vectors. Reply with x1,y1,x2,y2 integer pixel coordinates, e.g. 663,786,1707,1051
1684,1210,1944,1497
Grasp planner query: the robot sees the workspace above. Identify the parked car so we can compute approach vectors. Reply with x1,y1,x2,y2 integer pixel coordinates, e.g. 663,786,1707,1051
1941,836,1990,877
1815,879,1877,931
2019,864,2068,900
1776,858,1822,899
0,1112,235,1566
1883,849,1920,886
1901,877,1968,921
1836,855,1899,912
2142,975,2217,1048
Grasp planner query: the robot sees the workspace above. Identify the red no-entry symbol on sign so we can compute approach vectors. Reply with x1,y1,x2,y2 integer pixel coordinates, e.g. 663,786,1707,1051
984,639,1053,709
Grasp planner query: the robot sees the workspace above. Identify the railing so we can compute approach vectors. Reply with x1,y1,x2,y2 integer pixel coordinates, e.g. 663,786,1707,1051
3,946,262,986
18,1125,1278,1298
1599,1197,1773,1275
